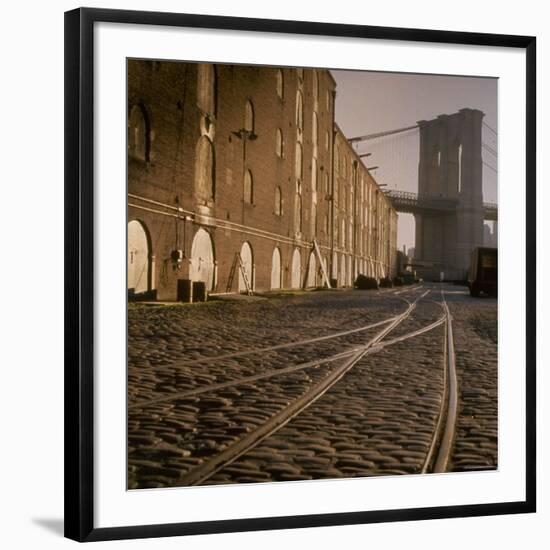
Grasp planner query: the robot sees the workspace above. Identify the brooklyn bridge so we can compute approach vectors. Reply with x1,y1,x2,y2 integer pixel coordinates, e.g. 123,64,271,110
350,108,497,281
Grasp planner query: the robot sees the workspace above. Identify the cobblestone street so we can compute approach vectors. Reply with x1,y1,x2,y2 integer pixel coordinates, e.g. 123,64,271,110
127,284,497,489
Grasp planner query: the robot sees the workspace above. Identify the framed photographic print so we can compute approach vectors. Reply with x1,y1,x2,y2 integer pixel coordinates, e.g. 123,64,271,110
64,7,536,542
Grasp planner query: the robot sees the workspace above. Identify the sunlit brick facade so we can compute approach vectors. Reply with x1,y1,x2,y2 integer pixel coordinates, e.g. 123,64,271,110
127,60,397,300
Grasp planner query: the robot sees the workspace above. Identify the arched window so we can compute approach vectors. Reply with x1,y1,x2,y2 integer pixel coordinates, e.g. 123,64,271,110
325,130,330,151
276,128,284,157
342,185,347,214
194,136,215,204
244,169,253,204
275,186,283,216
296,90,304,131
335,145,340,173
341,218,346,247
295,193,302,233
295,142,303,179
128,105,149,161
326,90,331,111
312,112,318,147
312,70,319,104
311,201,317,235
197,64,216,116
276,69,284,100
324,172,330,197
311,158,317,192
244,99,254,132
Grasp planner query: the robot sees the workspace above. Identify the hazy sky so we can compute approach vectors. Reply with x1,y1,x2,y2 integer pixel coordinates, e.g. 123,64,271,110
331,70,498,251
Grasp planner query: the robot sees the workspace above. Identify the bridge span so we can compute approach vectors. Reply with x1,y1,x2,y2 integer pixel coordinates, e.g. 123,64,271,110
385,190,498,222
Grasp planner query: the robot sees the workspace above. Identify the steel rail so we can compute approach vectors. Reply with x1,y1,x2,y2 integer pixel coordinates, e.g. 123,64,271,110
175,291,430,486
432,292,459,473
129,291,421,374
129,313,445,410
421,317,448,474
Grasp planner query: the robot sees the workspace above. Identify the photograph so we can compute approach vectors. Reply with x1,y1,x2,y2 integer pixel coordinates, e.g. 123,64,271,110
126,59,498,490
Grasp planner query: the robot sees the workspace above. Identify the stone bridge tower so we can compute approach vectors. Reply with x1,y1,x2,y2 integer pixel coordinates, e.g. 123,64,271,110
415,108,484,280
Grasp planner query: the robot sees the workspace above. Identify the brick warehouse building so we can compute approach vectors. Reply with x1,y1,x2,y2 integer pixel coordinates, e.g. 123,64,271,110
128,60,397,301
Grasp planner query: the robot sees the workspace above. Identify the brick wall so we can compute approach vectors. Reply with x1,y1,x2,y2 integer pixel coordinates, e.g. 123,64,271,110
128,60,397,300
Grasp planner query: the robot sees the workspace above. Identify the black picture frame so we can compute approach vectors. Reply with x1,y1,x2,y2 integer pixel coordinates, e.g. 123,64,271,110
64,7,536,542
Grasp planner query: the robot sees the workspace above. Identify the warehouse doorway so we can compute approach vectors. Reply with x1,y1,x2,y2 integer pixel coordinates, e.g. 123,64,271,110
190,228,215,291
128,220,150,295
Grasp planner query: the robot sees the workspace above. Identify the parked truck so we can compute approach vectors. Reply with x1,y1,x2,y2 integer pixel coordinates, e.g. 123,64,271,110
468,247,497,297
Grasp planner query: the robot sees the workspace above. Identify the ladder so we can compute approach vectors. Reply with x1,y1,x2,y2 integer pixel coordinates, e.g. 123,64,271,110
302,239,332,290
226,252,253,294
313,239,332,289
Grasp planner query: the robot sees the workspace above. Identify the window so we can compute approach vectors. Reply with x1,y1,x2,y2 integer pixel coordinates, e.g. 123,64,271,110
335,145,340,173
312,112,318,148
296,90,303,131
341,218,346,247
276,69,284,99
311,201,317,235
128,104,148,161
297,68,304,81
276,128,284,157
275,186,283,216
343,186,347,214
312,70,319,104
194,136,215,204
324,172,330,197
197,64,216,116
244,99,254,132
295,142,303,179
326,90,331,111
295,193,303,233
311,158,317,192
244,169,253,204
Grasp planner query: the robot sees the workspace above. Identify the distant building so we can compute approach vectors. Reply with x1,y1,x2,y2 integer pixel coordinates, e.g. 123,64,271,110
128,60,397,300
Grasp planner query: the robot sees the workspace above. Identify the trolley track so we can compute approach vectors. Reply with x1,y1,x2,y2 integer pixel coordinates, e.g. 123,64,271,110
128,285,459,487
173,290,432,486
128,289,426,403
129,312,445,410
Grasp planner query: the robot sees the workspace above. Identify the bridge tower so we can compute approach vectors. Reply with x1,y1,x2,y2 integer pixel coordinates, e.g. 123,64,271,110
415,108,484,280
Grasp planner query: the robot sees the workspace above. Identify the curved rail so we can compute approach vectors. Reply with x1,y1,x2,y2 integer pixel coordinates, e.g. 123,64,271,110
420,291,458,473
432,293,458,472
175,291,430,486
129,313,445,410
129,289,422,375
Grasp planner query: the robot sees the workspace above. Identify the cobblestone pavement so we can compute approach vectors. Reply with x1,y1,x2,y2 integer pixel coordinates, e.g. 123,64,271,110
127,284,497,489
